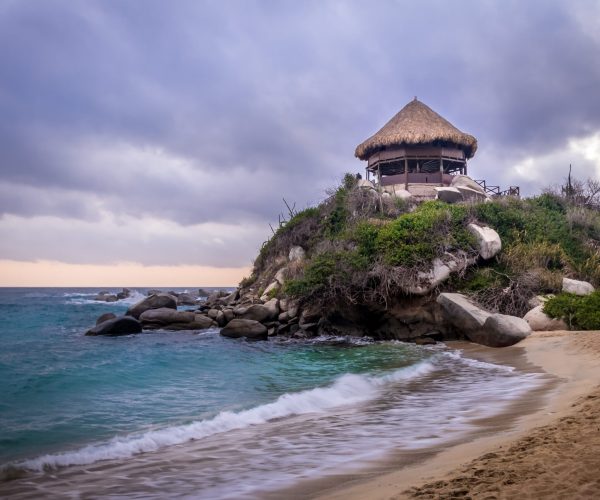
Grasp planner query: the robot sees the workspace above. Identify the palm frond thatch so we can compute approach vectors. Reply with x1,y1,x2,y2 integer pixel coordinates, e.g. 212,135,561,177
355,98,477,160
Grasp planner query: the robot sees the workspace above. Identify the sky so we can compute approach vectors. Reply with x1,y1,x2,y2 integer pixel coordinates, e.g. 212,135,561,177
1,0,599,286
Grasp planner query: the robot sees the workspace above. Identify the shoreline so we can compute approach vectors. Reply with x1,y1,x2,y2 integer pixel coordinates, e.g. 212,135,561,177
310,330,600,500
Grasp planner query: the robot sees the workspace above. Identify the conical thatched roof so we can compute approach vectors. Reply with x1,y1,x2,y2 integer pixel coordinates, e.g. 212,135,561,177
355,98,477,160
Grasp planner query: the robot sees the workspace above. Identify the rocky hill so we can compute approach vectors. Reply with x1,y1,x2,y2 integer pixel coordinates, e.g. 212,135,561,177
228,173,600,345
87,173,600,347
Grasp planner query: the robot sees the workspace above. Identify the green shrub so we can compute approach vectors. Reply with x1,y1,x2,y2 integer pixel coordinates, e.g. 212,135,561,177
543,290,600,330
374,201,475,266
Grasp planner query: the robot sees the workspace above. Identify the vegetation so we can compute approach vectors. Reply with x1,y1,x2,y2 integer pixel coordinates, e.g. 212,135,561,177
244,172,600,319
544,291,600,330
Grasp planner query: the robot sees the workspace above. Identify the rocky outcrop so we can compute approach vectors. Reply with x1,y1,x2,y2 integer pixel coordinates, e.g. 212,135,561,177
139,308,216,330
127,293,177,319
86,316,142,336
177,292,198,305
289,246,306,262
435,187,463,204
437,293,491,332
451,175,487,194
94,291,118,302
562,278,595,296
234,304,272,323
437,292,530,347
96,312,116,325
476,314,531,347
523,305,568,331
405,258,454,295
220,319,268,340
467,224,502,260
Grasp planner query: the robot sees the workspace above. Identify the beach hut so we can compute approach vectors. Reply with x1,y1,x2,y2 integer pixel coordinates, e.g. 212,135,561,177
355,98,477,190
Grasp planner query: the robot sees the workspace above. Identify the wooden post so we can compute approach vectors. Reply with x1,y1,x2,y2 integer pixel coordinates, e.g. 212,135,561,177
464,161,468,176
404,158,408,190
439,156,444,186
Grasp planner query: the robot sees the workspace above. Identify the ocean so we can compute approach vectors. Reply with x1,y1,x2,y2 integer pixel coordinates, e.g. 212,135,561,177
0,288,547,498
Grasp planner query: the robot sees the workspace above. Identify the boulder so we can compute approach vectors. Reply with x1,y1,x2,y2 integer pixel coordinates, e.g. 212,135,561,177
274,267,288,286
562,277,595,296
289,246,306,262
126,293,177,319
234,304,271,323
205,291,221,305
435,187,463,204
96,312,117,325
450,175,487,195
523,305,568,331
385,187,412,200
222,289,240,306
139,308,215,330
260,281,280,301
456,186,488,202
278,311,290,323
357,179,375,190
223,309,234,323
220,319,268,340
437,293,491,332
147,289,162,296
286,300,300,319
177,292,198,305
86,316,142,336
473,314,531,347
94,292,118,302
214,310,226,327
406,258,453,295
116,288,131,300
467,224,502,260
528,295,552,308
263,298,280,319
299,305,321,326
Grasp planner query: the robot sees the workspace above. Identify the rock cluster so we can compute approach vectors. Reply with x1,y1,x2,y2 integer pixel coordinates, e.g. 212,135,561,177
437,293,531,347
93,288,131,302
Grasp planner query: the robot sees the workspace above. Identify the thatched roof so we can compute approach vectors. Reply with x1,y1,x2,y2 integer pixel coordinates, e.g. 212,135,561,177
355,98,477,160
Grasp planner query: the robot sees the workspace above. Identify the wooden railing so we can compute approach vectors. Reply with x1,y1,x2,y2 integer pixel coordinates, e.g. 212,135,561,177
474,180,520,198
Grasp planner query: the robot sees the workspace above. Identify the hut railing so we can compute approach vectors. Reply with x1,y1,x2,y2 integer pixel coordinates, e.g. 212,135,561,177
475,180,520,198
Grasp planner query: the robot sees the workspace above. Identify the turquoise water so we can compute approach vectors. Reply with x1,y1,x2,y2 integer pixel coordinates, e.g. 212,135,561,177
0,288,545,498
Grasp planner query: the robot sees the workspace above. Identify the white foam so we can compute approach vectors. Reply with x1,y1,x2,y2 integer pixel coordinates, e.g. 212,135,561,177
66,290,147,306
18,361,435,471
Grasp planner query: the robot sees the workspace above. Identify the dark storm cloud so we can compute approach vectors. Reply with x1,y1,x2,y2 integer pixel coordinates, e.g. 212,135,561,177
0,0,599,264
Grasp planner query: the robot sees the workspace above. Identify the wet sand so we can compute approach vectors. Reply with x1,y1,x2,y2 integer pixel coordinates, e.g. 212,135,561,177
315,331,600,500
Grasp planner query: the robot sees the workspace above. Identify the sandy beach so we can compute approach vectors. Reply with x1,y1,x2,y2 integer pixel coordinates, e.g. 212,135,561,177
317,330,600,500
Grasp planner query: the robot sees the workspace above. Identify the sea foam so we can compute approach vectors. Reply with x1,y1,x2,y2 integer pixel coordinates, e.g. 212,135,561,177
18,360,436,471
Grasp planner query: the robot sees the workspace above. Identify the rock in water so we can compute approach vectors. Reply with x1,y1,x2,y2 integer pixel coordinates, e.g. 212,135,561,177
139,308,215,330
523,305,568,331
126,293,177,319
467,223,502,260
562,277,595,296
96,312,117,325
86,316,142,336
220,319,268,340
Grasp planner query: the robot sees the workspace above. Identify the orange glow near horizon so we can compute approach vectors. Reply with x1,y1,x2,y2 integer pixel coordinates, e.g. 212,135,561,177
0,260,251,287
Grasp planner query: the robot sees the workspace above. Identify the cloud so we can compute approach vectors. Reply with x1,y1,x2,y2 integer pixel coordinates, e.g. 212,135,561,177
0,0,599,267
